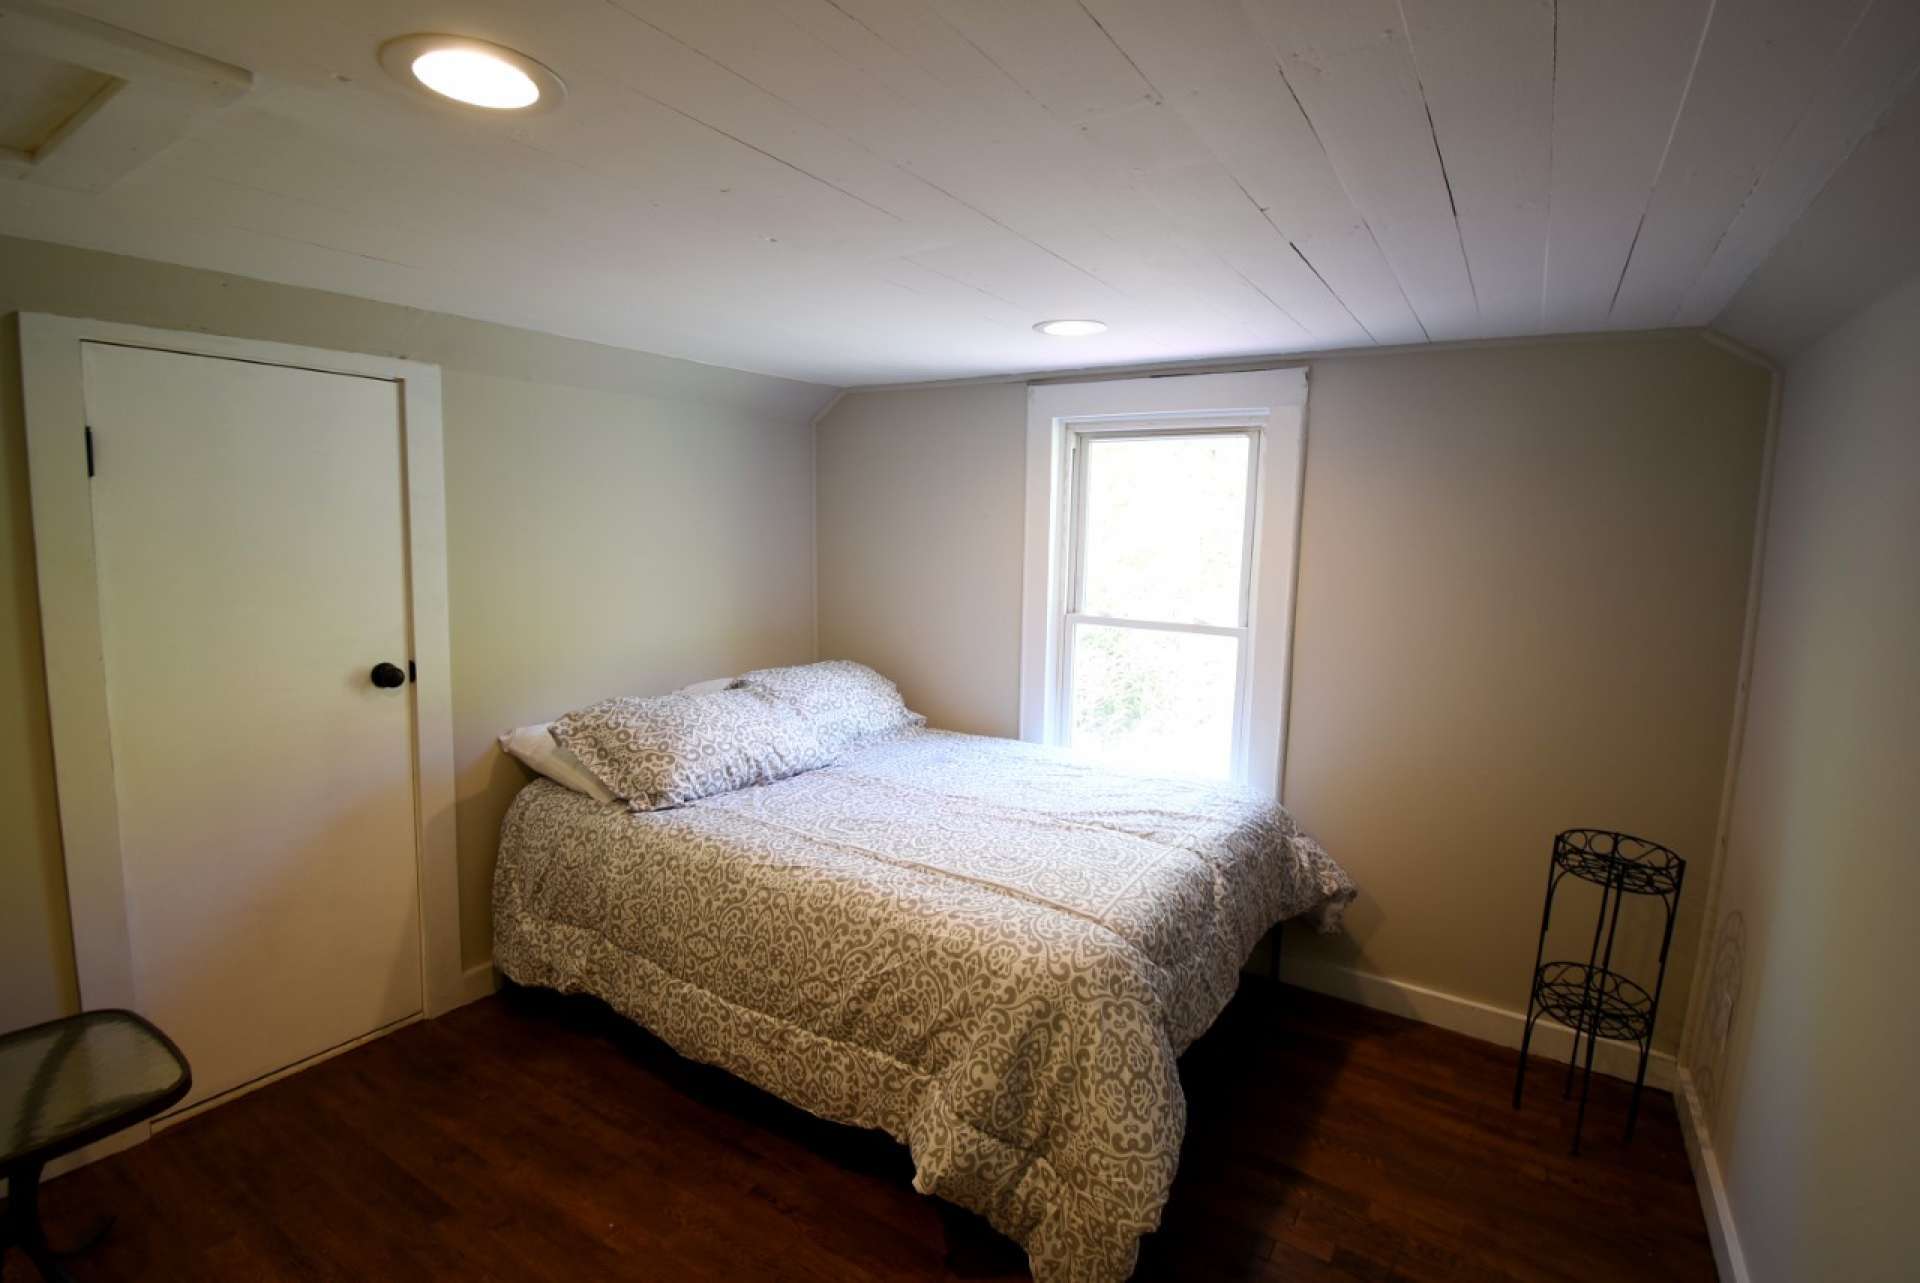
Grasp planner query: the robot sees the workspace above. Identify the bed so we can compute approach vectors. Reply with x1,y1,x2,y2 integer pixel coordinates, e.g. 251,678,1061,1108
493,723,1354,1283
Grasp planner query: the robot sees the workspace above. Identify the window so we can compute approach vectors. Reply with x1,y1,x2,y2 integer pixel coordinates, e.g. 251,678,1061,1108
1059,427,1258,779
1021,370,1308,794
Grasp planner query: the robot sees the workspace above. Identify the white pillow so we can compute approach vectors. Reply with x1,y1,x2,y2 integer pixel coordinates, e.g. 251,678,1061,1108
500,680,733,801
498,723,616,804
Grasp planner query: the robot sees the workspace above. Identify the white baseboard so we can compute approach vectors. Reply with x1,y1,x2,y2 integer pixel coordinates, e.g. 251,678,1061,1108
1275,956,1676,1091
154,1011,422,1131
1676,1068,1750,1283
459,959,501,1005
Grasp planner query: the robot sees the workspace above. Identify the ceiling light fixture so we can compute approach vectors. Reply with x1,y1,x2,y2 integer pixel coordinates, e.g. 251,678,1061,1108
379,35,565,113
1035,319,1108,337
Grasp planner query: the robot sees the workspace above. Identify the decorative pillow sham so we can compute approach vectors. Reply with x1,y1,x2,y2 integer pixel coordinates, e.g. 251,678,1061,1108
550,688,830,811
732,660,925,758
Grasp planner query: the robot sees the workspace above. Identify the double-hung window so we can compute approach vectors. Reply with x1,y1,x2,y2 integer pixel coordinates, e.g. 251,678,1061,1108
1058,424,1259,780
1022,369,1308,794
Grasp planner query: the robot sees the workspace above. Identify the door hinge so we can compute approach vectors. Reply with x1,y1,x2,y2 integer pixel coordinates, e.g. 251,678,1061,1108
85,426,94,478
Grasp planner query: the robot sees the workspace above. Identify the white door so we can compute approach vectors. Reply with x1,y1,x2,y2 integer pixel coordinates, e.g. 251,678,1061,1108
81,341,424,1115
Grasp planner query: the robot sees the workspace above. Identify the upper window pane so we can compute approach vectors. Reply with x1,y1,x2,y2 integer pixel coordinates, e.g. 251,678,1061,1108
1078,432,1250,626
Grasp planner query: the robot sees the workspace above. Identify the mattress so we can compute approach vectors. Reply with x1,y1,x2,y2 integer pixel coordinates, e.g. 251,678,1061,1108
492,728,1354,1283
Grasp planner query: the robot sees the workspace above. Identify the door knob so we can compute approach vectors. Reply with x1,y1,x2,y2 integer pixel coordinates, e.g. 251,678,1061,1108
370,662,407,689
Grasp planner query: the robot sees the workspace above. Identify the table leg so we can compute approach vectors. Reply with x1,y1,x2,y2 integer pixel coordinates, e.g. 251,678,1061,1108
3,1161,81,1283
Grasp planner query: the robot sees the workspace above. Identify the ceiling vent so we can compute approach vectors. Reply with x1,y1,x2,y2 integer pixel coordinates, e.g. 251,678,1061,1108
0,0,249,191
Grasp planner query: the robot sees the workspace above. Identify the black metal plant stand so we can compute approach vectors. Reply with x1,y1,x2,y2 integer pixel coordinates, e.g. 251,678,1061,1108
1513,829,1684,1154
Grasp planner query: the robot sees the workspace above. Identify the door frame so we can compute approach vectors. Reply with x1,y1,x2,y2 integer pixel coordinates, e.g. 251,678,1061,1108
18,313,465,1029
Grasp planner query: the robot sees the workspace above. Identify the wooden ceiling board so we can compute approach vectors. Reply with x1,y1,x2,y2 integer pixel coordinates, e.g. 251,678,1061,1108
1541,0,1713,334
1081,0,1425,345
622,0,1253,332
1243,0,1481,341
1606,0,1875,330
169,84,834,285
2,0,1915,382
918,2,1354,345
426,0,981,243
1715,73,1920,357
922,0,1159,127
1677,0,1920,325
598,0,979,191
1120,151,1369,346
1399,0,1554,338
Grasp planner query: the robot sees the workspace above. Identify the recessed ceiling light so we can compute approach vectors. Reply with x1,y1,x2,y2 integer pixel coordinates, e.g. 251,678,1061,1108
379,35,565,113
1035,319,1108,337
413,48,537,108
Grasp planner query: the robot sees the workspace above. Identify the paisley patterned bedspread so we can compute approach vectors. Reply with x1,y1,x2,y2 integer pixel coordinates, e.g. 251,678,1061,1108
492,728,1354,1283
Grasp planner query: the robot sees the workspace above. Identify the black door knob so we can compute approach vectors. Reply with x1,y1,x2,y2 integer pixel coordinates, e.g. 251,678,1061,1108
370,662,407,689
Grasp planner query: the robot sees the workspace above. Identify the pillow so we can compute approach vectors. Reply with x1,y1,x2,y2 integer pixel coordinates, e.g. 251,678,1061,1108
498,724,616,804
550,687,830,810
732,660,924,757
677,677,735,695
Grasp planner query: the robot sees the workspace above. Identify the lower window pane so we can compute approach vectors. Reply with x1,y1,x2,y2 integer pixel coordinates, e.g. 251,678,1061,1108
1068,623,1240,779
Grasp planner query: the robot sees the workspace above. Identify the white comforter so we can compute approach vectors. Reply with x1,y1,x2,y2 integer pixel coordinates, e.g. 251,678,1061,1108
493,728,1354,1282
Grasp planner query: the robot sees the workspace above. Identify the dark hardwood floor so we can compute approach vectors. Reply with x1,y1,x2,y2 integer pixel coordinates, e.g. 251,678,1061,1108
5,982,1715,1282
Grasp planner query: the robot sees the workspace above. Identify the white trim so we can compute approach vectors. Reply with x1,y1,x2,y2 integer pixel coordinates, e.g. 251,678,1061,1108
1697,328,1780,373
153,1013,423,1131
461,960,502,1005
1676,1068,1752,1283
19,314,466,1033
1272,390,1310,798
1679,365,1784,1070
837,327,1725,396
1054,422,1261,779
1276,955,1677,1091
806,390,845,662
807,388,850,427
1067,614,1247,638
1021,368,1308,797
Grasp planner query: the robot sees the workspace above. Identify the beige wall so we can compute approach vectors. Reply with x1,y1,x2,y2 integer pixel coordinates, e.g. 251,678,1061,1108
815,336,1772,1050
816,383,1028,736
0,234,829,1031
1688,274,1919,1282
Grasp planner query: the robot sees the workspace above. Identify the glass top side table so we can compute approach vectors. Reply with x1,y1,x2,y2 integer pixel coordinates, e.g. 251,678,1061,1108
2,1009,192,1282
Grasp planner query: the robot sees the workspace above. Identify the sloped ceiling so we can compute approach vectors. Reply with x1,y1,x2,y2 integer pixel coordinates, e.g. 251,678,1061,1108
1716,69,1920,359
1,0,1916,385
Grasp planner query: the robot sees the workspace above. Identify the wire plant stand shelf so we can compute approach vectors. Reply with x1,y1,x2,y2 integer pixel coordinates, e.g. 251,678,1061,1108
1513,829,1685,1155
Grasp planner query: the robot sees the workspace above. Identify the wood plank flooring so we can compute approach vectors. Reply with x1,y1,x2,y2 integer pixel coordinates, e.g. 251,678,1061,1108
4,982,1715,1282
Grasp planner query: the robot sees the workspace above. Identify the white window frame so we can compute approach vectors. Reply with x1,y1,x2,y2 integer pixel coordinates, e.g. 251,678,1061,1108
1056,422,1263,778
1021,369,1309,796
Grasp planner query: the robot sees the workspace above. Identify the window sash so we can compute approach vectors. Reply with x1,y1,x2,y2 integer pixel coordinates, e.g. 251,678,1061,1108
1054,425,1262,780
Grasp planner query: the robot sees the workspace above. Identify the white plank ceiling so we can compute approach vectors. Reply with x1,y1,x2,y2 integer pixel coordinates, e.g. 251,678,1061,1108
1,0,1916,385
